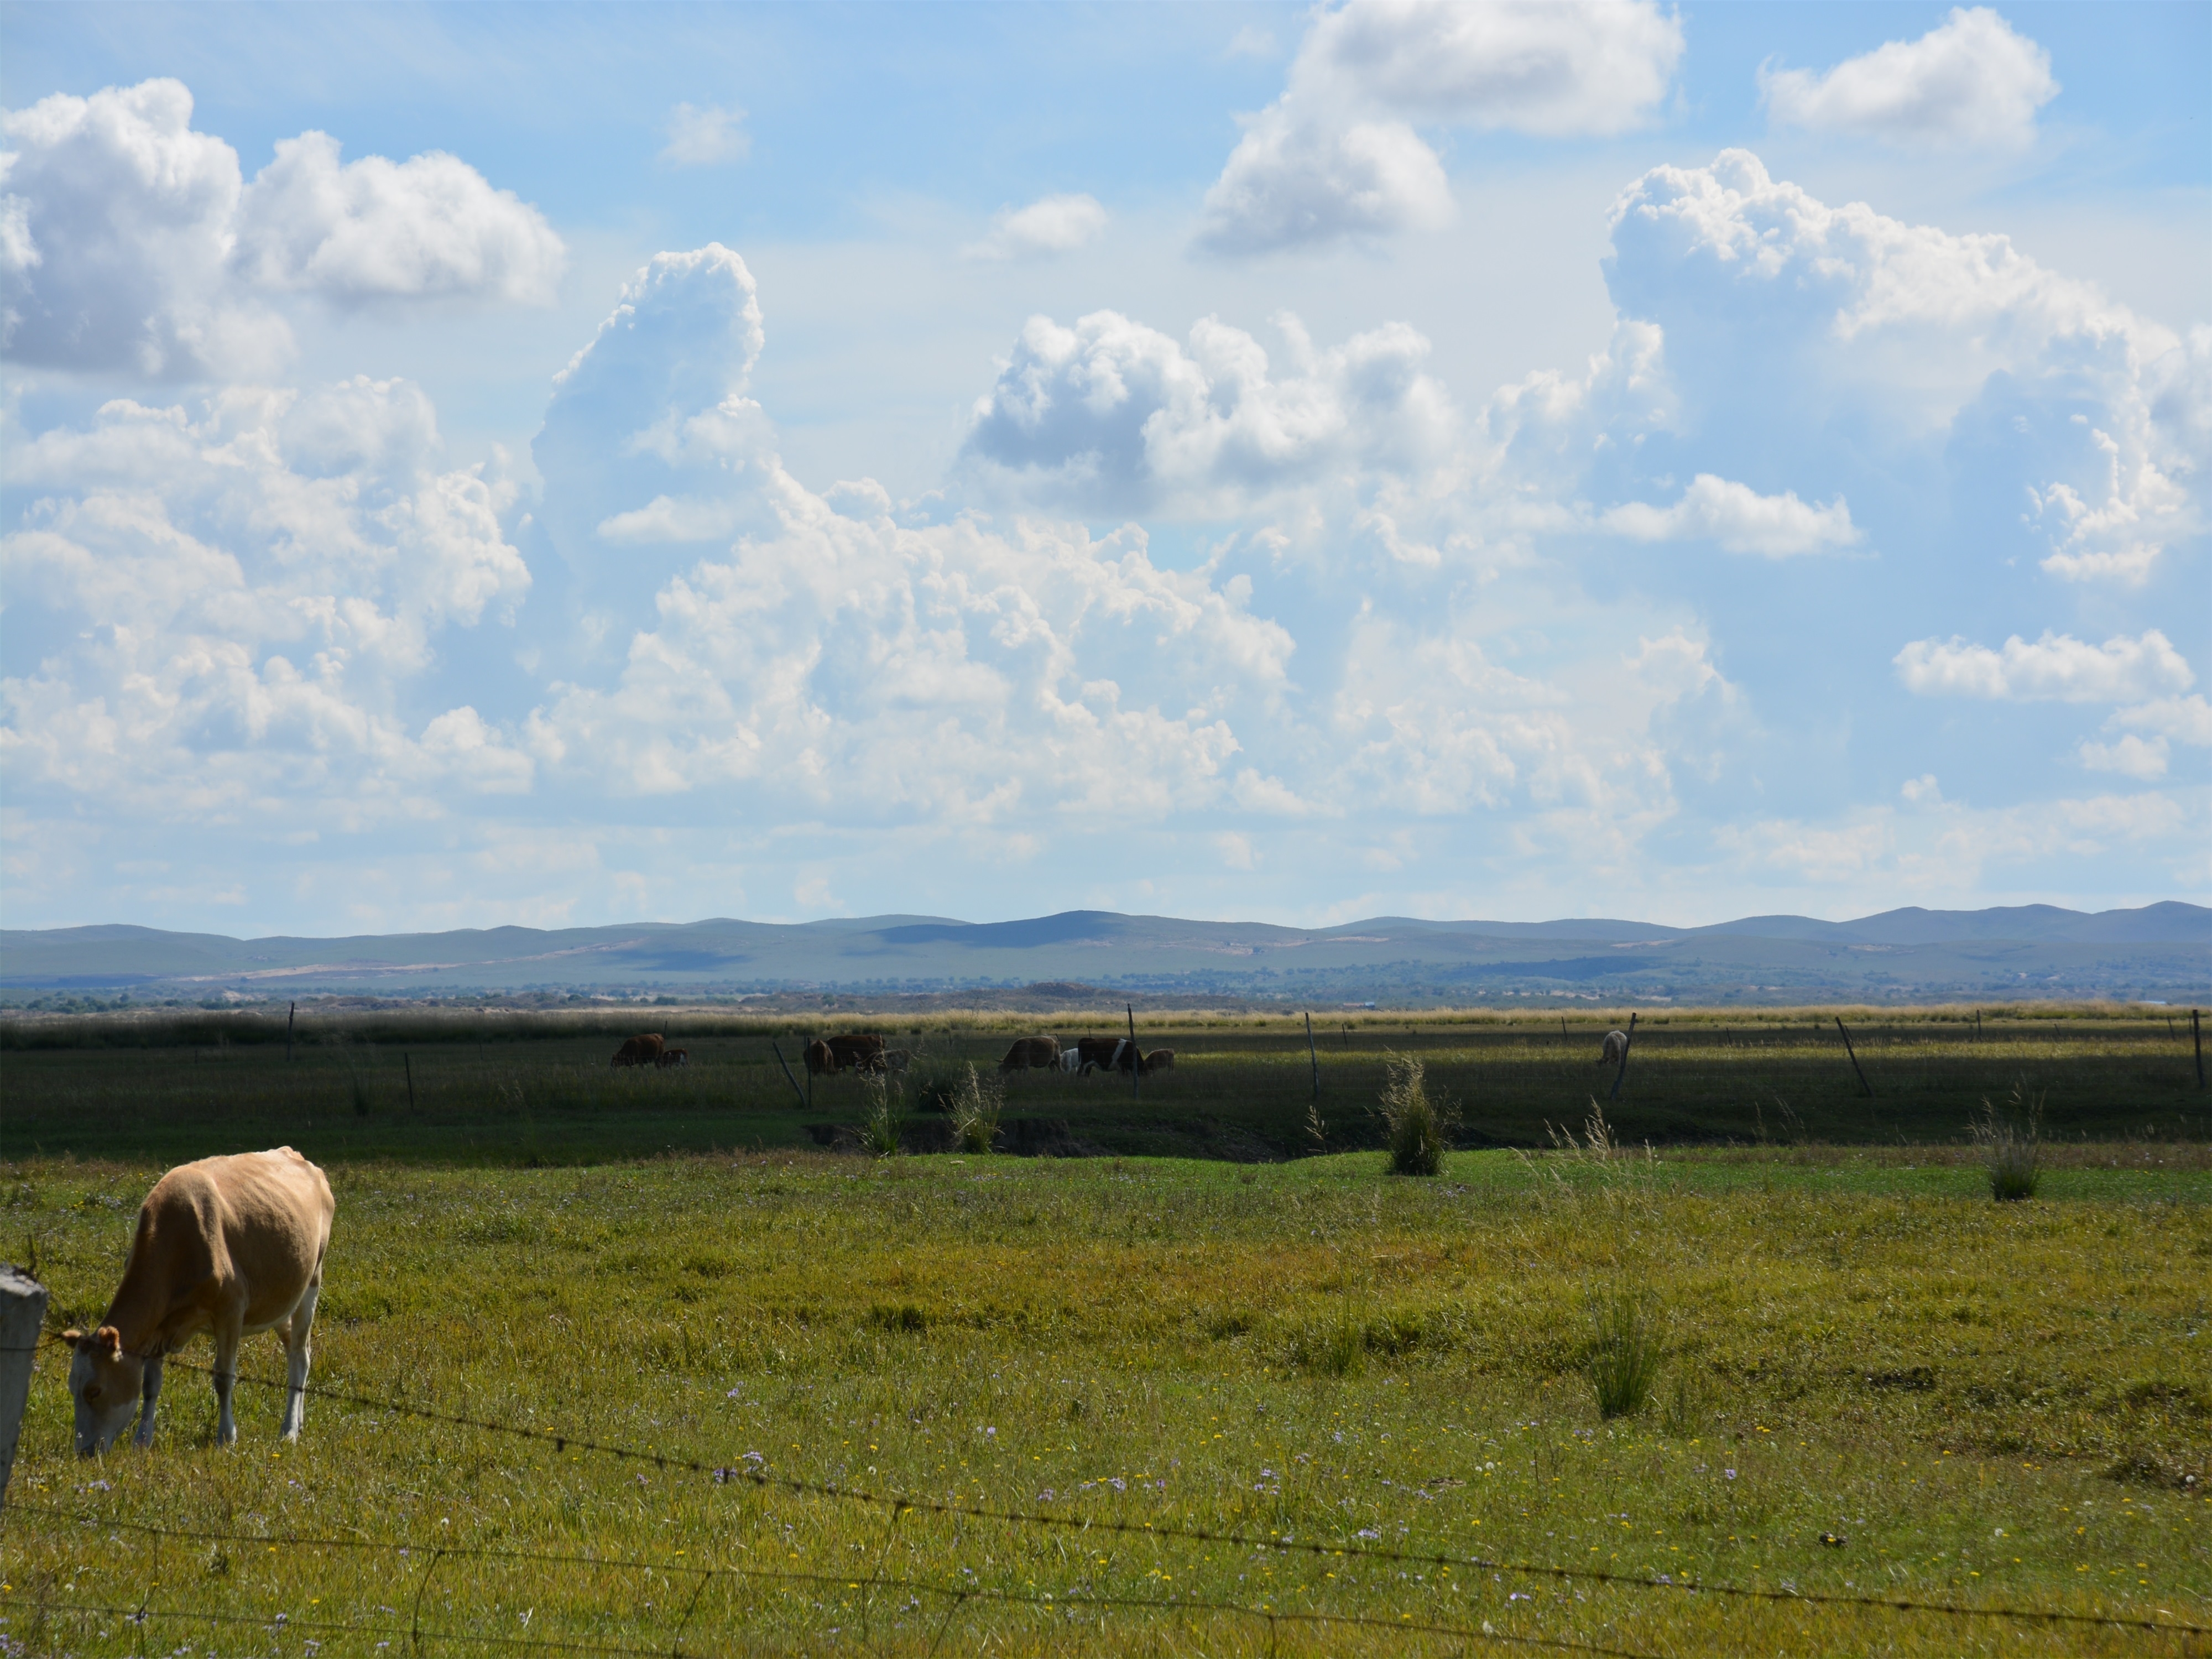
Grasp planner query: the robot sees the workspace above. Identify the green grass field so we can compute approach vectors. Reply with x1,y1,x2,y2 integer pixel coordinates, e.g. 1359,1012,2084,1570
2,1009,2208,1655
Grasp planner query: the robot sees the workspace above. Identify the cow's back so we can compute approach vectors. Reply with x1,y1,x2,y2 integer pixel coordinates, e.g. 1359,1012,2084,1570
134,1149,332,1334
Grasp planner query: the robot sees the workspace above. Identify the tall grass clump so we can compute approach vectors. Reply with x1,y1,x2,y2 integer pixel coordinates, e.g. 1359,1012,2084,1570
1974,1083,2043,1202
1585,1288,1666,1419
1377,1054,1455,1176
858,1081,902,1159
947,1063,1003,1154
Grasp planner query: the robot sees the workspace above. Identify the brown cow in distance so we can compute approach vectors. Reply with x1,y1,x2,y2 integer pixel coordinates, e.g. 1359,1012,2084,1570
611,1034,665,1068
998,1036,1060,1072
1142,1049,1175,1072
806,1034,886,1075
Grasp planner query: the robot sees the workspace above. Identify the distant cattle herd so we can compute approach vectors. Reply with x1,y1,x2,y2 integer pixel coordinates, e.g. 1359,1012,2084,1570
605,1029,1173,1076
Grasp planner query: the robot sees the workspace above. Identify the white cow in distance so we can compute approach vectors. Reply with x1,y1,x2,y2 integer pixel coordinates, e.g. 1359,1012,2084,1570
64,1147,334,1454
1598,1030,1630,1067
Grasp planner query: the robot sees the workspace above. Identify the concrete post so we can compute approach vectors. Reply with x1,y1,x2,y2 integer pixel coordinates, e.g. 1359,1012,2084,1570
0,1264,50,1506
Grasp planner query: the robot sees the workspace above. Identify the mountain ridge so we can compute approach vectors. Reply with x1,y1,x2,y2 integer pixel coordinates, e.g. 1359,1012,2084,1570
3,903,2203,1004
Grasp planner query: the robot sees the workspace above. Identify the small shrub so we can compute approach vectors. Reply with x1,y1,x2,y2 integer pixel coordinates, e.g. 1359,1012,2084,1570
947,1063,1003,1155
1585,1288,1665,1420
1378,1055,1455,1176
1973,1084,2042,1202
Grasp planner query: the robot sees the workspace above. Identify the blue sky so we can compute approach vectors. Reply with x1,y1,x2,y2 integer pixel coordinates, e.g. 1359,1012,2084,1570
3,2,2206,934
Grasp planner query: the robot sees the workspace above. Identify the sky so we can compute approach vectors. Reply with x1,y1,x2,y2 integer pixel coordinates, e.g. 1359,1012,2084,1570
2,1,2207,937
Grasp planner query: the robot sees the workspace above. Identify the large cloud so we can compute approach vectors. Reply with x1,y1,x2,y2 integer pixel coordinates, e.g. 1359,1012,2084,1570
1,378,532,812
1761,8,2058,152
0,79,563,378
1598,150,2203,583
1199,1,1684,254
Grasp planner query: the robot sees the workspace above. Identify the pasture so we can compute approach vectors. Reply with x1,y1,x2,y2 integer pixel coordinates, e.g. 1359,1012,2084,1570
2,1008,2208,1655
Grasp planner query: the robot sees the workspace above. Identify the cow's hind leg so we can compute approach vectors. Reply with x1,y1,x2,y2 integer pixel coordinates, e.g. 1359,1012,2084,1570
280,1277,321,1440
132,1354,165,1449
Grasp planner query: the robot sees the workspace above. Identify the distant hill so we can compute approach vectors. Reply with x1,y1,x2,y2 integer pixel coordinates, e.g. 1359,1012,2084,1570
3,903,2205,1006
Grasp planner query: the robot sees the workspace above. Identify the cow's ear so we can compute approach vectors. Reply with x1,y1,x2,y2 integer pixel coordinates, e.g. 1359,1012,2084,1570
96,1326,123,1357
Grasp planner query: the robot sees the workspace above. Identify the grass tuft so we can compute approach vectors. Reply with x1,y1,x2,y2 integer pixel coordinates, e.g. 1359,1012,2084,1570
947,1062,1003,1155
1378,1053,1455,1176
1974,1083,2043,1202
857,1082,901,1158
1585,1287,1666,1419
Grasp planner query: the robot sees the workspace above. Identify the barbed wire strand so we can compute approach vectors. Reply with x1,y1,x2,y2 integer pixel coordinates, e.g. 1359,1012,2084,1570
4,1509,1663,1659
26,1334,2203,1638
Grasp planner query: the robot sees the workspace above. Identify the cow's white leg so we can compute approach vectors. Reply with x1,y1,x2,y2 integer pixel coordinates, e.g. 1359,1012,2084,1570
132,1354,164,1449
211,1317,243,1446
280,1280,321,1440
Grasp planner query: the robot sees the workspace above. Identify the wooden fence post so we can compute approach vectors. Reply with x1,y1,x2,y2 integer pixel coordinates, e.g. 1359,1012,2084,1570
1127,1004,1141,1100
286,1000,295,1063
404,1053,416,1112
1836,1016,1874,1097
1305,1011,1320,1104
2195,1009,2204,1089
1608,1011,1637,1102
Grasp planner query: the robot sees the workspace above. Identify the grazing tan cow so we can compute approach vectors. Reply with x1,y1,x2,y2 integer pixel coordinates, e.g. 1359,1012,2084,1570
64,1147,333,1455
611,1033,665,1068
1598,1030,1629,1067
655,1047,689,1069
1142,1048,1175,1072
806,1033,886,1074
997,1036,1060,1072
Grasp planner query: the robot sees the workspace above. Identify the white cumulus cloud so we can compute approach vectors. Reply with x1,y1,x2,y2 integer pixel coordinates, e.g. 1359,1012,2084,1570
1601,473,1859,556
2,378,532,812
1199,0,1683,254
0,77,563,377
963,308,1453,514
235,132,564,305
1761,7,2058,152
963,193,1109,261
659,103,750,167
1893,630,2194,703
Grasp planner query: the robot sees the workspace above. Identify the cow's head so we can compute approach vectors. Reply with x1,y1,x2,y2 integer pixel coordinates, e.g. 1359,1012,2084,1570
62,1326,143,1455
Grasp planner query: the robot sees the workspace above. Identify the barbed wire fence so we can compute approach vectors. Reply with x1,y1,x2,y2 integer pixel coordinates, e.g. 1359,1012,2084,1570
5,1337,2203,1655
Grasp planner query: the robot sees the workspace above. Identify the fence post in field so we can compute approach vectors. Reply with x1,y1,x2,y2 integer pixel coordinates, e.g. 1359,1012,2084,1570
0,1264,48,1507
2195,1009,2205,1089
286,1000,295,1063
1127,1004,1140,1100
771,1041,808,1110
404,1053,416,1112
1608,1011,1637,1102
1305,1011,1320,1104
1836,1016,1874,1097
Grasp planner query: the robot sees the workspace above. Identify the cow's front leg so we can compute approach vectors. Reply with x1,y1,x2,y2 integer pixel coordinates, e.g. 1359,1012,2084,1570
211,1320,243,1446
280,1280,321,1441
132,1354,164,1449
